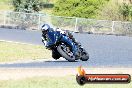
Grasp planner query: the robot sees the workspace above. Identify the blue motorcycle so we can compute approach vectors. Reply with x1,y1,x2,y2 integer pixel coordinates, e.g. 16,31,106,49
41,25,89,62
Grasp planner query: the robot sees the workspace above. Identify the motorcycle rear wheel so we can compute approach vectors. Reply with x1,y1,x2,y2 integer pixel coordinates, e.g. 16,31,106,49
80,55,89,61
79,48,89,61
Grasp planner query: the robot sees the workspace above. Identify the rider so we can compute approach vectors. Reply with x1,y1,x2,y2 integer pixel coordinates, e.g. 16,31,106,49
41,24,56,48
41,24,78,46
41,24,79,56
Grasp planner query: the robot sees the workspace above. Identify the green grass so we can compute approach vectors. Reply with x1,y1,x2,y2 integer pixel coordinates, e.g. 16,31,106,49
0,4,13,10
0,76,131,88
0,0,13,10
0,0,10,3
0,41,52,62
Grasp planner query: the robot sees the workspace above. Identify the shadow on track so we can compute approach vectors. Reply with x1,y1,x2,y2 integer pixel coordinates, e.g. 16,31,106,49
45,60,78,63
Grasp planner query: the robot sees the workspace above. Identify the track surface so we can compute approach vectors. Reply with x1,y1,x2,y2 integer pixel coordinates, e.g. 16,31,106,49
0,28,132,68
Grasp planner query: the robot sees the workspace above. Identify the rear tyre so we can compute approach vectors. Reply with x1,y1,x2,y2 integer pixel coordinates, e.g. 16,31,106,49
80,48,89,61
57,45,76,62
81,55,89,61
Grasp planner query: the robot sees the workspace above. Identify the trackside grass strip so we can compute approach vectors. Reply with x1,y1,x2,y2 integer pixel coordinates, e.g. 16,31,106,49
0,76,131,88
0,41,51,62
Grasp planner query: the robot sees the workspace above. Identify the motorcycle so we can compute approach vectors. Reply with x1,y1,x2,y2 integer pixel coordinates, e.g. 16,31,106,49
41,30,89,62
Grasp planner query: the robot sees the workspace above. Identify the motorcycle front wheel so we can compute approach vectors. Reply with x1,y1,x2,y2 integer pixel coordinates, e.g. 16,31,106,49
57,44,76,62
52,50,61,60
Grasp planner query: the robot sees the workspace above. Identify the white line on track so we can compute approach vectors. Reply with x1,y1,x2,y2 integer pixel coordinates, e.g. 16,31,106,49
0,39,39,46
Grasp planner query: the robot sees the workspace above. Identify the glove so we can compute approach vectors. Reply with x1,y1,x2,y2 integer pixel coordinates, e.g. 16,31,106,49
41,37,44,42
43,41,48,46
45,44,53,50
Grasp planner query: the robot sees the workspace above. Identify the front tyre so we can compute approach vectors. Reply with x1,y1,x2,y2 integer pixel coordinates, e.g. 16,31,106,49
52,50,61,60
57,45,76,62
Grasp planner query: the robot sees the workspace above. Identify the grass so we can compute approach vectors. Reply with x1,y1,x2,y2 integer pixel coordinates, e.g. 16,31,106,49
0,0,13,10
0,75,131,88
0,41,52,62
41,8,53,15
0,0,10,3
0,4,13,10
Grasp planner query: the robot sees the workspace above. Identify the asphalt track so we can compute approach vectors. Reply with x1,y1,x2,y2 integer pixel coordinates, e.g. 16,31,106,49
0,28,132,68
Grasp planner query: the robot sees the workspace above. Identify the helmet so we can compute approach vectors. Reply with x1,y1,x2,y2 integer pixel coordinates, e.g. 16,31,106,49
41,24,50,33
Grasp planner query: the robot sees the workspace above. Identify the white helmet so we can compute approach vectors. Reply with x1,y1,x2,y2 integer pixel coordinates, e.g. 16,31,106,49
41,24,50,32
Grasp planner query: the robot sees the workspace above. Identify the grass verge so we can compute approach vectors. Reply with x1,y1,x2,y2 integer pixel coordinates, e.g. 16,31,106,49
0,41,51,62
0,75,131,88
0,4,13,10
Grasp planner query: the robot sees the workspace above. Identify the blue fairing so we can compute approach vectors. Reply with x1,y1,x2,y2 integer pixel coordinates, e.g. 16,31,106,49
46,30,77,55
60,35,77,54
46,30,61,46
